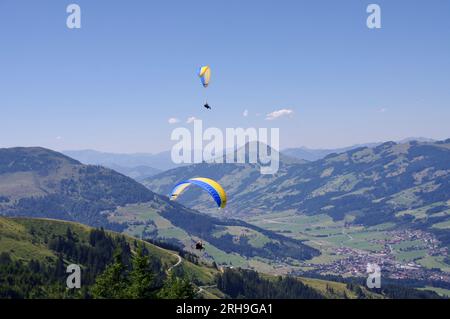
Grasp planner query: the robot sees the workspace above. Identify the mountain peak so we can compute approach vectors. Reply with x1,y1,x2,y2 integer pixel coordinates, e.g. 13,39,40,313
229,141,306,165
0,146,81,174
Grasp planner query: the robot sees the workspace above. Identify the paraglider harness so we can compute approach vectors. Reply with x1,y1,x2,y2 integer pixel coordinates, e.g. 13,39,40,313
194,241,205,251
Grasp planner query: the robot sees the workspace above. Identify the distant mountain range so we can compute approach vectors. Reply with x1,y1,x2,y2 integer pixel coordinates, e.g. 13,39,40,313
63,149,177,172
283,137,436,161
102,163,161,182
63,138,436,175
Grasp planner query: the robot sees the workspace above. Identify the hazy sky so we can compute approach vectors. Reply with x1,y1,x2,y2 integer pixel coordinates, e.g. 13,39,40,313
1,0,449,153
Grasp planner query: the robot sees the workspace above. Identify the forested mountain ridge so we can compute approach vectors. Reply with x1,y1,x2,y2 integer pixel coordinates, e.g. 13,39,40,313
143,140,450,244
0,147,155,228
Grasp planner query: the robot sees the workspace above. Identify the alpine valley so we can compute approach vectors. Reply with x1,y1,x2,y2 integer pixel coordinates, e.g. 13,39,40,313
1,141,449,298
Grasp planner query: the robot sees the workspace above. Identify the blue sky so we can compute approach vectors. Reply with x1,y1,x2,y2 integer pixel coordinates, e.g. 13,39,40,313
1,0,449,153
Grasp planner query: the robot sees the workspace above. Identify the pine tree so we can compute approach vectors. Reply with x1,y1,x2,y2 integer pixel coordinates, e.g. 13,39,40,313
157,273,195,299
53,254,65,280
127,244,155,299
91,249,129,299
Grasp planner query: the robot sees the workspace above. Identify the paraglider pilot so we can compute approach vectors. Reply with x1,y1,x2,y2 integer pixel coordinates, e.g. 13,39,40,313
198,66,211,110
195,241,205,250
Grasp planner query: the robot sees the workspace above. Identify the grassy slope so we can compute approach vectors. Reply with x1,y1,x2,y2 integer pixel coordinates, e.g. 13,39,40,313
296,277,384,299
257,272,384,299
0,216,56,263
0,217,217,286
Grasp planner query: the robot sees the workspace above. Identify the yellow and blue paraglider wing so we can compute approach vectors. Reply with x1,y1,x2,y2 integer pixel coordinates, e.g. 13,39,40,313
169,177,227,208
198,65,211,88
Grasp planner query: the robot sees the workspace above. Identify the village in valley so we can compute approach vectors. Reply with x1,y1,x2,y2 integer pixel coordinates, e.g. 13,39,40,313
301,229,450,283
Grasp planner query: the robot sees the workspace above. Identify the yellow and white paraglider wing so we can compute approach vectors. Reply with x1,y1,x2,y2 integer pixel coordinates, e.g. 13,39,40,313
198,65,211,88
170,177,226,208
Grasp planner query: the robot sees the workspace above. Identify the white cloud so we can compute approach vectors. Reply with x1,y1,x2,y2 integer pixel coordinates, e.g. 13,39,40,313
168,117,180,124
186,116,199,124
266,108,294,120
56,136,63,140
379,108,387,113
243,109,249,117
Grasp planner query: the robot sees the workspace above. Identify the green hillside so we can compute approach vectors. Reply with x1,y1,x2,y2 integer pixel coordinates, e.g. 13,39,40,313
143,140,450,247
0,216,217,298
0,216,217,279
144,140,450,240
142,140,450,282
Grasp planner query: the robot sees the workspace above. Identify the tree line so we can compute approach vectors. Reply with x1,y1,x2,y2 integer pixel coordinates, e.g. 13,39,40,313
0,227,195,299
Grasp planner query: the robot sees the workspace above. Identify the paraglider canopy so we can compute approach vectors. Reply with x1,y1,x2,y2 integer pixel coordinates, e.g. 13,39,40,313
170,177,227,208
198,65,211,88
